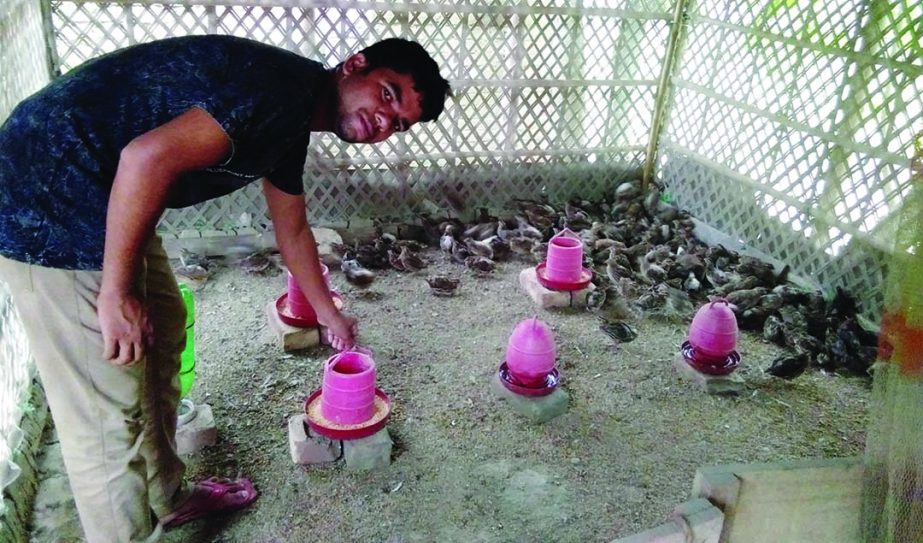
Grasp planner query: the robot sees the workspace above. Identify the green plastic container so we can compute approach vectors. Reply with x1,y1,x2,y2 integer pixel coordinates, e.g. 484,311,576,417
178,283,196,398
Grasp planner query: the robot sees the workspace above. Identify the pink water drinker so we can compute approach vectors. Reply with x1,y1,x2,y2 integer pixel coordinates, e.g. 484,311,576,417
320,349,377,425
687,299,738,361
544,228,584,283
506,317,557,387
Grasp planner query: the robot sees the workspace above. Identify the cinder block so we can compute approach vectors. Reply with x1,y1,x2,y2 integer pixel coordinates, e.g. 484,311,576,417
519,267,595,309
265,301,321,352
288,415,341,465
342,428,392,471
176,403,218,455
490,373,569,424
672,352,744,396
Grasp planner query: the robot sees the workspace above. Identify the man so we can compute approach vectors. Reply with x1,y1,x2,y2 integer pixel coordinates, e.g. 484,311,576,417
0,35,450,542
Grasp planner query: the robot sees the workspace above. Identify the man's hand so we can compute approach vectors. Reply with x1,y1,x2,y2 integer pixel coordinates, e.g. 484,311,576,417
320,311,359,351
98,291,152,365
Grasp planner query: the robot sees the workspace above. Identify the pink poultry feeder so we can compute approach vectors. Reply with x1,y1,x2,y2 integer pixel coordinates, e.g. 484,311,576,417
499,317,561,396
276,265,344,328
682,299,741,375
305,348,392,440
535,228,593,291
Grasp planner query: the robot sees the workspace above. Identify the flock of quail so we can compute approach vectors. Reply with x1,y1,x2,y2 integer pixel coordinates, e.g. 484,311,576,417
176,179,880,380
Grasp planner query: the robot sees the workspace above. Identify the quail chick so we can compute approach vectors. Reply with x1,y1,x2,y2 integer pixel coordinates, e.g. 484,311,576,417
450,242,471,265
465,238,494,259
388,247,405,272
398,246,427,273
530,241,548,263
514,215,544,240
174,265,210,290
440,224,457,254
341,257,376,288
180,248,211,269
426,275,460,297
508,236,535,259
765,351,810,380
599,318,638,343
487,236,510,261
239,251,273,274
465,255,496,277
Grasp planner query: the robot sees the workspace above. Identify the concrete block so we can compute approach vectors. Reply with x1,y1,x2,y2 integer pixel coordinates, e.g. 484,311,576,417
673,352,744,396
288,415,341,465
176,403,218,455
611,498,723,543
519,267,595,309
490,373,569,424
342,428,392,471
265,301,321,352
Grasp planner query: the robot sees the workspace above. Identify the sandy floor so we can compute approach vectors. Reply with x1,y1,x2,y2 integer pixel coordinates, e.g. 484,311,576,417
29,252,869,543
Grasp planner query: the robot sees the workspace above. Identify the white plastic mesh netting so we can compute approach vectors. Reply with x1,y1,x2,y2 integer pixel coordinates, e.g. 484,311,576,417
46,0,672,233
0,0,44,509
658,0,922,317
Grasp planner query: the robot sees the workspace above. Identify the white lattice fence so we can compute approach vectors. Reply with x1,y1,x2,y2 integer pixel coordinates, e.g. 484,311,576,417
0,0,45,514
658,0,922,318
0,285,34,514
47,0,671,233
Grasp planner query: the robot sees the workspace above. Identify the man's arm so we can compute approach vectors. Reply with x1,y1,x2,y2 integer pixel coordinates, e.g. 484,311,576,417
262,179,357,348
100,107,231,365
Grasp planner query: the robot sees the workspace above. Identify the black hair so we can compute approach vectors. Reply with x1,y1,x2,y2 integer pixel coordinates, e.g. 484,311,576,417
358,38,452,123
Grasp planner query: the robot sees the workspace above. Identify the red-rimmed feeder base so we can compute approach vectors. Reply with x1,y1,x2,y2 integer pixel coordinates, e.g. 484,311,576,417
681,340,740,376
497,362,561,397
275,291,344,328
535,262,593,291
304,388,391,440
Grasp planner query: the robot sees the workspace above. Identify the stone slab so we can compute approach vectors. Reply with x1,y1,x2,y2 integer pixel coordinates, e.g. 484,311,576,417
265,301,321,352
519,267,595,309
342,428,392,471
672,352,744,396
176,403,218,455
288,415,342,465
490,373,569,424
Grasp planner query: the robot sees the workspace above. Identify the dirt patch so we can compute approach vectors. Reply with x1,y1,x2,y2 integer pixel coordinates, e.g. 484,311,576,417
159,250,869,543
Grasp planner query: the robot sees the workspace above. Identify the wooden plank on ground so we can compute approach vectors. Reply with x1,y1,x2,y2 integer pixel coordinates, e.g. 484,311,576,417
693,457,863,543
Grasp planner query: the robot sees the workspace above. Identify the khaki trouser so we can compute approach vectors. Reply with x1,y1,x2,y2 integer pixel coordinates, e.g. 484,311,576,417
0,237,191,543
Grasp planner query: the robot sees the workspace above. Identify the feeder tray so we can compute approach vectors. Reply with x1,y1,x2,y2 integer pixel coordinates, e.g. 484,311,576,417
304,388,392,440
534,262,593,292
681,340,740,376
498,361,561,397
275,291,344,328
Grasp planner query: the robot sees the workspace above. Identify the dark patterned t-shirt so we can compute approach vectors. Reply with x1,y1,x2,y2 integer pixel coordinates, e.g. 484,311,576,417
0,35,323,269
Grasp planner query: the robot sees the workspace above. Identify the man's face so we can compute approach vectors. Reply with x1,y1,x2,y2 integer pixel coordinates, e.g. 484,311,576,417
334,54,424,144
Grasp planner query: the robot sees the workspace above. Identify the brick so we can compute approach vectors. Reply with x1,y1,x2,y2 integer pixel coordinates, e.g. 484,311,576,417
176,403,218,455
288,415,341,465
519,267,595,309
265,301,321,352
490,373,569,424
672,352,744,396
343,428,392,471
